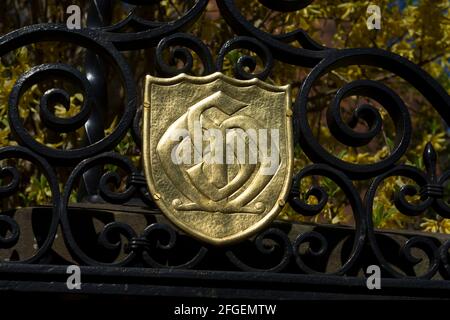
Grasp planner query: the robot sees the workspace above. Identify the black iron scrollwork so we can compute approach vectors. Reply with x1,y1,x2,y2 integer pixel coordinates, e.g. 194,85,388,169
0,0,449,283
0,146,60,263
156,33,214,77
217,36,273,80
289,164,365,275
364,143,449,279
2,24,137,164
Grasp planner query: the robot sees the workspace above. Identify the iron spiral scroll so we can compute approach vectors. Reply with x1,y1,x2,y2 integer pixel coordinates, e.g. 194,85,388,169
0,0,449,287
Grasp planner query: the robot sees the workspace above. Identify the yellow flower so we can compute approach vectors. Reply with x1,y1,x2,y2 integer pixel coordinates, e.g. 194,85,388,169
420,218,440,233
439,219,450,234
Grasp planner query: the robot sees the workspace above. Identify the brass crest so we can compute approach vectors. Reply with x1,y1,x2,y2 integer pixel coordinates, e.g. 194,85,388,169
143,73,293,245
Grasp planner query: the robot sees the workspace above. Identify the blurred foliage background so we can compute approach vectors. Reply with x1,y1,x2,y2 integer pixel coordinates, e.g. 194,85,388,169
0,0,449,233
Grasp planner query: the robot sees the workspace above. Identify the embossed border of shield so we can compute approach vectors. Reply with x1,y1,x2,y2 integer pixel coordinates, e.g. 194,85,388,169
143,72,293,246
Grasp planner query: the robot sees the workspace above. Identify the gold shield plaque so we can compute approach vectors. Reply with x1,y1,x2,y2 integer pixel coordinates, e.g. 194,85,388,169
143,72,293,245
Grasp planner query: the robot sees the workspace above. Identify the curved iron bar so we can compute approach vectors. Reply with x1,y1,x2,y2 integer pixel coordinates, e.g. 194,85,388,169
289,164,366,275
0,146,60,263
225,228,293,272
3,24,137,165
100,0,209,50
155,32,215,77
364,143,450,279
216,0,329,67
60,152,140,266
216,36,274,80
295,49,450,180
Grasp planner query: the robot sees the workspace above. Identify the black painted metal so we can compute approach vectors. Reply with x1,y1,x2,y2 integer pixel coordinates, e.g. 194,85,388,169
79,0,113,202
1,0,450,299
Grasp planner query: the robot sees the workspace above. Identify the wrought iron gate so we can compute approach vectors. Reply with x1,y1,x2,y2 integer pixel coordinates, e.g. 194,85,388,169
0,0,450,301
